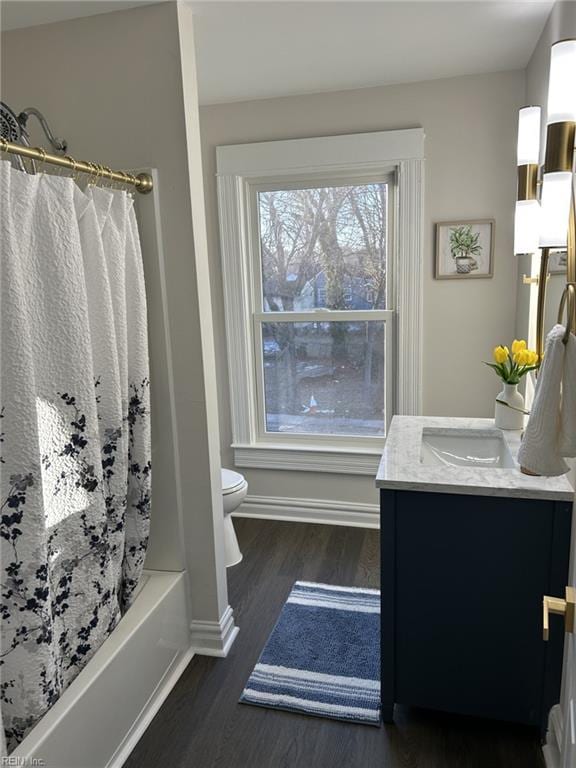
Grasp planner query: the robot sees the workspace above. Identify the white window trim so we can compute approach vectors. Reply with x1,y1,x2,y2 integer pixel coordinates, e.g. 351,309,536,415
217,128,424,475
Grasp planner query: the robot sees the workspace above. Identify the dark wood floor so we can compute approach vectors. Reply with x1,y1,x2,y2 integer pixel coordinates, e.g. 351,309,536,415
125,519,545,768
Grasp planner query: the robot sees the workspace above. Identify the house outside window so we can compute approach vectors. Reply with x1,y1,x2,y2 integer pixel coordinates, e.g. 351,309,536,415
257,181,391,439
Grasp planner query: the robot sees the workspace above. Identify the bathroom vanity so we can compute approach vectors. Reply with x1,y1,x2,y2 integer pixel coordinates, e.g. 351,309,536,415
377,416,574,731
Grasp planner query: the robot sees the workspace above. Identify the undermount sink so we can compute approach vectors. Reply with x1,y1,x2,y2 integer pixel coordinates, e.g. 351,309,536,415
420,428,516,469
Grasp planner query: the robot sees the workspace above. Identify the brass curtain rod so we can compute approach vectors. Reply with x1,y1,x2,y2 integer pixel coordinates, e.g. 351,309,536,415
0,138,153,194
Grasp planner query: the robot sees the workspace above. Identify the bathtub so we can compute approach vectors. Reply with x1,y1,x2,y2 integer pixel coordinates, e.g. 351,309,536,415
11,570,192,768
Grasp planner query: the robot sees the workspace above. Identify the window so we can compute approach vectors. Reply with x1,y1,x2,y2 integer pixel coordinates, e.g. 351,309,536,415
255,181,393,440
217,129,424,474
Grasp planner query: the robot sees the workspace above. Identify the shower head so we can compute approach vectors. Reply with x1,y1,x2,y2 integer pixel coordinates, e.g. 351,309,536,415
0,102,68,154
0,100,26,143
0,101,29,172
0,102,68,175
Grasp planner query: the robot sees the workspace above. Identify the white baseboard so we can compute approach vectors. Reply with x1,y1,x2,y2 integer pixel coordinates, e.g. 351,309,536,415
543,704,563,768
109,646,195,768
190,604,239,657
234,494,380,529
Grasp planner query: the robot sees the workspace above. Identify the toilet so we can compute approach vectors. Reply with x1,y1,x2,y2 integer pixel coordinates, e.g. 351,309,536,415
221,468,247,567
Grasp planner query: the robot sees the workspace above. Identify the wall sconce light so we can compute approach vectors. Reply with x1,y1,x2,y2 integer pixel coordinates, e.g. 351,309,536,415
514,106,541,255
514,39,576,358
540,40,576,248
540,172,572,247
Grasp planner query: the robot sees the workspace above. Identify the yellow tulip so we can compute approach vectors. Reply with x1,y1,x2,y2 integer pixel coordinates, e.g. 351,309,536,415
514,349,539,366
511,339,527,355
493,346,509,364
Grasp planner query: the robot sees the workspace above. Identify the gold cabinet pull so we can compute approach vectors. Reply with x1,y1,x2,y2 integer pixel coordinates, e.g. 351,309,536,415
543,587,576,641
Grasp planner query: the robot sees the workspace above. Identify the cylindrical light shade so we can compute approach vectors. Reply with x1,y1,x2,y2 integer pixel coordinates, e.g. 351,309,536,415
514,200,541,254
517,106,541,164
539,171,572,247
547,39,576,123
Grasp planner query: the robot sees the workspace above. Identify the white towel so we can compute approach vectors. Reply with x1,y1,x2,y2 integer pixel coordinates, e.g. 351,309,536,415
559,328,576,456
518,324,570,476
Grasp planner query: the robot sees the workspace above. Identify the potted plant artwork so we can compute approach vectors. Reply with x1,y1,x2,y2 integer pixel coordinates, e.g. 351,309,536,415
450,225,481,273
435,219,494,279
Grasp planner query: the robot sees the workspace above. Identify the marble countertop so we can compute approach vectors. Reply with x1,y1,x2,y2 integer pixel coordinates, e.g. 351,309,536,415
376,416,574,502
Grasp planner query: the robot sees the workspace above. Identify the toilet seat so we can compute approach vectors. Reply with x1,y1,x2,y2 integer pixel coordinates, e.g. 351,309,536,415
221,468,246,495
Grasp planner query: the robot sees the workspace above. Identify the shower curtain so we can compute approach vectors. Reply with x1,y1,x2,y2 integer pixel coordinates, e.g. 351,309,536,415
0,160,151,752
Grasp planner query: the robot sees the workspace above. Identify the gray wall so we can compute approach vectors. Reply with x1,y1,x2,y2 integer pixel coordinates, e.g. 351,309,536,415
0,2,230,624
200,70,525,507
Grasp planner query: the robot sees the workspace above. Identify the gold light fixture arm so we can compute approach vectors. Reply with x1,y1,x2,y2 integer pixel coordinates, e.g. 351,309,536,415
517,163,539,201
536,248,550,360
567,181,576,305
0,138,153,194
543,586,575,641
545,122,576,173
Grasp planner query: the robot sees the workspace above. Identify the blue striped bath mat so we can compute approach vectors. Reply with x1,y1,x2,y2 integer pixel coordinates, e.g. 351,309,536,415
239,581,381,725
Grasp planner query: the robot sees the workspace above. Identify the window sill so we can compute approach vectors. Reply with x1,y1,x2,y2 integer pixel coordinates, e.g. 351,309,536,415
232,442,383,476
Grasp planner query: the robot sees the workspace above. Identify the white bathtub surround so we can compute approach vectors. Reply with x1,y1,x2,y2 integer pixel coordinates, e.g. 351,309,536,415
495,383,526,430
518,325,576,477
10,572,190,768
377,416,573,501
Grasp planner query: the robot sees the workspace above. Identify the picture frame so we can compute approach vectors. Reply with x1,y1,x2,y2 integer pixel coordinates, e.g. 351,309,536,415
549,249,567,275
435,219,495,279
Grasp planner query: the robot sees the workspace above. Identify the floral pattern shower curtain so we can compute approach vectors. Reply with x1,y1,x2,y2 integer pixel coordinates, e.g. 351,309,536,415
0,161,151,752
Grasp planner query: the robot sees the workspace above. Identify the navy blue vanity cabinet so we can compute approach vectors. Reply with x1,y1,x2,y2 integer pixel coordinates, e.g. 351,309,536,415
380,489,572,730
